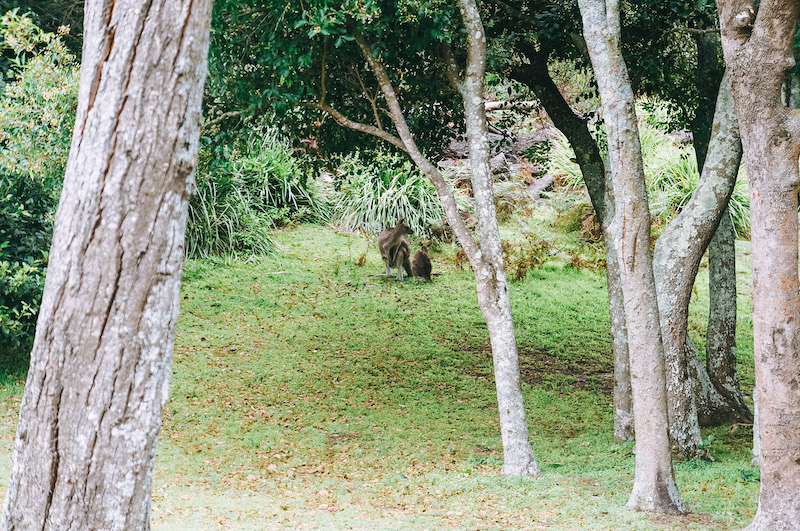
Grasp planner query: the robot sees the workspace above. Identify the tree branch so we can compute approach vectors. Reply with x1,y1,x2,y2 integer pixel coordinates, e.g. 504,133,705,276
439,42,462,92
299,101,408,152
203,110,243,129
347,21,479,261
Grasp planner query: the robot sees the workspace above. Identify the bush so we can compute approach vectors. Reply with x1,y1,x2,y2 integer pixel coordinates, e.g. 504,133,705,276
187,124,327,258
0,12,75,354
0,173,55,351
0,10,79,182
329,149,444,236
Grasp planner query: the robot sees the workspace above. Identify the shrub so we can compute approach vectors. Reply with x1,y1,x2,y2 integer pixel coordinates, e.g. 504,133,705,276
0,10,79,182
0,173,55,351
547,98,751,238
329,149,444,236
0,12,75,353
187,124,327,259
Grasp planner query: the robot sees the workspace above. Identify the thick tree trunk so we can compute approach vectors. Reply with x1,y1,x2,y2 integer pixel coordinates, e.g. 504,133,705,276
718,1,800,527
507,42,633,442
350,3,540,476
652,73,747,457
579,0,684,513
1,1,211,529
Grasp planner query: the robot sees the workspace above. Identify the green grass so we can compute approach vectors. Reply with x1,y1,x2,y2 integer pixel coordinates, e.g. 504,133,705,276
0,224,758,529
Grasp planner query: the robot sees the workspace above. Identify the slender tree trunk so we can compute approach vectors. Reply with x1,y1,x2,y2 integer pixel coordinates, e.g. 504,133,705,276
579,0,684,513
1,1,211,529
349,4,540,476
703,211,752,425
718,1,800,527
652,73,747,457
454,0,540,476
507,41,633,442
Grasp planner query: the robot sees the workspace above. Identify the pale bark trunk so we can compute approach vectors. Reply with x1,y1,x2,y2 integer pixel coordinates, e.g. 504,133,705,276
603,177,634,442
454,0,539,477
0,1,211,529
652,73,746,457
579,0,684,513
718,1,800,527
350,3,540,476
703,211,752,425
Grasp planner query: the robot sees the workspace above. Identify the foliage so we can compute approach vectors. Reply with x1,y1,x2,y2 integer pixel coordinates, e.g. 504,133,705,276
187,124,328,259
206,0,463,157
328,148,443,235
0,10,79,182
0,172,54,351
0,12,74,353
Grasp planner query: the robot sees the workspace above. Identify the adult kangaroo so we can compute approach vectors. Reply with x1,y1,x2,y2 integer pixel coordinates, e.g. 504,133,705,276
377,219,413,281
411,244,432,281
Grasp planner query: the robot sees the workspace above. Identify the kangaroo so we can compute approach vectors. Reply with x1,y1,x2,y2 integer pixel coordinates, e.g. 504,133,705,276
377,219,413,281
411,244,432,281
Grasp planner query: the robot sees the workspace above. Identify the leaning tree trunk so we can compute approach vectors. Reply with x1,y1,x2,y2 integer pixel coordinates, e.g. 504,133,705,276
690,30,751,427
579,0,685,513
0,1,211,529
348,5,540,476
507,46,633,441
652,72,748,458
718,0,800,528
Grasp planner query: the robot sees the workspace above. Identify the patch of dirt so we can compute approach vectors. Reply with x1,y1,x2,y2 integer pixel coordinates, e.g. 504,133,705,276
462,342,613,396
518,346,614,396
647,511,718,528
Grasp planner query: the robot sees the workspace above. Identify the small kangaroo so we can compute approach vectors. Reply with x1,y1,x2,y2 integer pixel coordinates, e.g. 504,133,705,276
377,219,413,281
411,244,432,281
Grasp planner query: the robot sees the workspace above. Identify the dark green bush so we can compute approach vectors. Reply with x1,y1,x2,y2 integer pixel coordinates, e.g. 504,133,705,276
0,173,55,352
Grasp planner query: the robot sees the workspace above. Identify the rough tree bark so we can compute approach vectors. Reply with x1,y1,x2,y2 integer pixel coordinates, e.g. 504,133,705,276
1,0,212,528
652,73,749,457
341,5,540,476
718,0,800,528
579,0,685,513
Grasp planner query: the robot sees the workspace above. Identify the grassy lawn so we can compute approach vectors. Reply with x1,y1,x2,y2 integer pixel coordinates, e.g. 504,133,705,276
0,224,758,529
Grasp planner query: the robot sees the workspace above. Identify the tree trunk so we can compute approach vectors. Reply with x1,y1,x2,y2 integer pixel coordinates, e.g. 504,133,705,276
703,211,752,425
349,4,540,476
579,0,684,513
0,1,211,529
718,0,800,527
652,72,747,457
453,0,540,476
507,41,633,442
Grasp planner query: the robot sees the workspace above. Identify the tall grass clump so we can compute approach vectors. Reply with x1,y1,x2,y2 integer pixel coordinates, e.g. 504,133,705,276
187,124,328,259
329,149,443,235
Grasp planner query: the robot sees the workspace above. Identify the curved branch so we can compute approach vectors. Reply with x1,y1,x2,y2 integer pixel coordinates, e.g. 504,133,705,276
299,101,408,152
203,110,243,129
